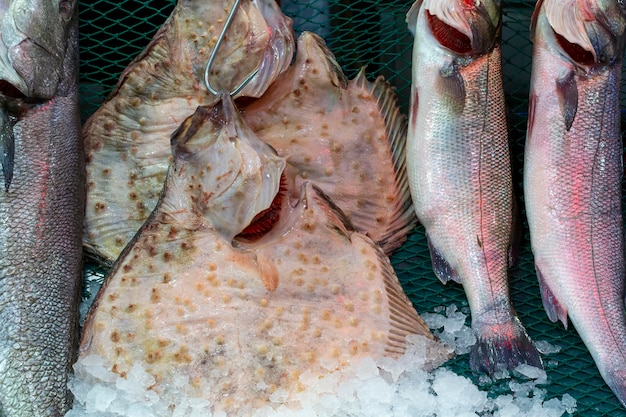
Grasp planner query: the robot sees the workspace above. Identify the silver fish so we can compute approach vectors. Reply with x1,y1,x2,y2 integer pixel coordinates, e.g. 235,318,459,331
241,31,415,255
0,0,83,415
75,94,442,415
406,0,542,374
82,0,294,265
524,0,626,406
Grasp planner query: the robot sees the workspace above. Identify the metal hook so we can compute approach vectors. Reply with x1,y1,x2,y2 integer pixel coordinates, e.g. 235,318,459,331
204,0,260,96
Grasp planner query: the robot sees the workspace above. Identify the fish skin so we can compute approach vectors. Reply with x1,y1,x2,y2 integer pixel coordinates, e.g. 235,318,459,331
77,95,443,415
82,0,294,265
0,0,83,416
241,31,416,255
524,0,626,406
406,0,542,374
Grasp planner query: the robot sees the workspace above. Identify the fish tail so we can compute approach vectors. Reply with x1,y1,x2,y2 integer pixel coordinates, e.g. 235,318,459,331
469,315,543,375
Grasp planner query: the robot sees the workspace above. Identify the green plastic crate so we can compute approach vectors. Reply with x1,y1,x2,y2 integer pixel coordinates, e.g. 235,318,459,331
79,1,626,415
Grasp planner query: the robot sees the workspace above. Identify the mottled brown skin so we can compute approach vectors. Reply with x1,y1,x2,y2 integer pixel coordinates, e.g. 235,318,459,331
82,0,294,266
0,1,83,416
241,32,415,255
77,98,442,415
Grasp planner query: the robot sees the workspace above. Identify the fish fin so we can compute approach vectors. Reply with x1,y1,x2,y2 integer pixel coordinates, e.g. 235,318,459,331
426,236,461,284
436,62,465,114
256,252,279,291
353,71,417,254
0,110,15,192
367,238,436,357
527,93,537,140
309,183,357,238
308,32,348,90
537,265,569,328
556,71,577,131
470,314,543,375
508,198,522,267
406,0,423,37
529,0,544,38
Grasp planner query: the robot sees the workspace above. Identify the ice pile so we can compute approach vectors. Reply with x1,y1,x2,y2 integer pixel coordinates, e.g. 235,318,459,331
66,305,576,417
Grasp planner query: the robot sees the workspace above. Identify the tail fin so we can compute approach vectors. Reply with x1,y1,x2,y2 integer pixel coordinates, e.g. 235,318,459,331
469,314,543,375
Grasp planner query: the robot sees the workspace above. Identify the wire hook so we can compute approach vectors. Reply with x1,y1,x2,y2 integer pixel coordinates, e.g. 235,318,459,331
204,0,260,96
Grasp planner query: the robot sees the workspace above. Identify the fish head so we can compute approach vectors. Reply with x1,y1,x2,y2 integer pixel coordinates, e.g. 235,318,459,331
0,0,76,100
167,91,286,242
203,0,294,99
236,0,295,98
419,0,501,56
542,0,626,68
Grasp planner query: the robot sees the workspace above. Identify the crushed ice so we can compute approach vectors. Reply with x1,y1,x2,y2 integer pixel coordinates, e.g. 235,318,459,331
66,304,576,417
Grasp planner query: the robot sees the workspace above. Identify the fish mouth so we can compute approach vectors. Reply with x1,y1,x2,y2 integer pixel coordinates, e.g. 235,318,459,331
0,80,26,100
425,0,500,55
235,173,287,242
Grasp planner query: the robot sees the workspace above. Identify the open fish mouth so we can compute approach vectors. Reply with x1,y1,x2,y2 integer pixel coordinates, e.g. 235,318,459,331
0,80,25,99
236,173,287,242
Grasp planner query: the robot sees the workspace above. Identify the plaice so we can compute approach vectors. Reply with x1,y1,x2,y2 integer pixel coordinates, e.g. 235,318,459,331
82,0,294,265
76,94,445,416
240,31,415,255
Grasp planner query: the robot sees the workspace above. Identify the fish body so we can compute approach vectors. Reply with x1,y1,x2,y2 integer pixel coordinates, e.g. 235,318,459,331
524,0,626,406
406,0,541,374
0,0,83,415
83,0,294,265
241,32,415,254
75,95,441,415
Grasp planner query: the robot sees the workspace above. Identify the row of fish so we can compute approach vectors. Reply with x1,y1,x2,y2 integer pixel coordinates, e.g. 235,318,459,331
407,0,626,409
73,0,442,415
1,0,626,414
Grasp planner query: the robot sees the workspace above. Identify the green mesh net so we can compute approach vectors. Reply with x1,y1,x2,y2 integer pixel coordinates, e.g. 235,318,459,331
79,1,626,415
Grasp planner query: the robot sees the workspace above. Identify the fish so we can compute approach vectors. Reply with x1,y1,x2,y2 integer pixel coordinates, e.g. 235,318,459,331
405,0,542,374
524,0,626,406
82,0,294,265
74,94,444,415
0,0,83,415
241,31,416,255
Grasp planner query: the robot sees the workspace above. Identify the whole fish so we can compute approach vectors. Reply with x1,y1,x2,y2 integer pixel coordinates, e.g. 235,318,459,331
241,31,415,254
0,0,83,416
83,0,294,265
406,0,542,374
73,94,443,415
524,0,626,406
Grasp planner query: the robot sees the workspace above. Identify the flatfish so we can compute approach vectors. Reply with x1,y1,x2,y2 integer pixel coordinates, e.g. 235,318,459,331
241,31,415,254
74,94,444,416
83,0,294,265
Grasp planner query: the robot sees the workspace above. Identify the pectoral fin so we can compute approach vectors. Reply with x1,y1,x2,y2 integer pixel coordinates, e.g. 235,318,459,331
436,62,465,114
257,252,279,291
537,265,568,329
0,108,15,191
556,71,577,131
427,236,461,284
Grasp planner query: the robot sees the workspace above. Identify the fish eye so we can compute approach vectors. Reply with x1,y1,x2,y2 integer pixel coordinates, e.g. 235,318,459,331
59,0,73,19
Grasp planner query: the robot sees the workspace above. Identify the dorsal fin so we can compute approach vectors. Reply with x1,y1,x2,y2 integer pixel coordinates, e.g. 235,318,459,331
352,69,417,253
406,0,423,37
371,237,434,356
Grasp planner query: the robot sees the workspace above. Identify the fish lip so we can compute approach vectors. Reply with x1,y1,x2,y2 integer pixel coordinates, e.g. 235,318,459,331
0,79,26,99
424,0,500,56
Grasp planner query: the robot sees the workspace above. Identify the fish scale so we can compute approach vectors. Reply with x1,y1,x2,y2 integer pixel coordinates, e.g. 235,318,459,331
406,0,541,374
524,0,626,406
0,1,83,415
